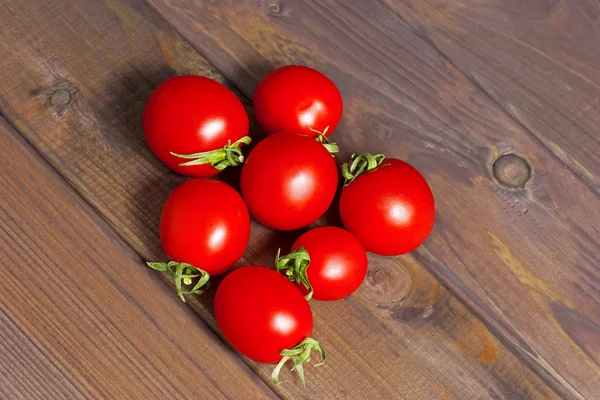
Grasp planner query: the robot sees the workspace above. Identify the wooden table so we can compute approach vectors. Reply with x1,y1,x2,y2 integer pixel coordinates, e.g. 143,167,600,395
1,1,598,399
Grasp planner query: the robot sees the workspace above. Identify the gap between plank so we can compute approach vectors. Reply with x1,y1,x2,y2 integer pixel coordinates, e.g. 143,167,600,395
382,5,600,202
380,5,587,400
140,2,582,398
0,110,283,400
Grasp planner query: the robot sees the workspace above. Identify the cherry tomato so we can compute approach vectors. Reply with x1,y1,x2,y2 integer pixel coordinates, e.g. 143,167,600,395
143,75,250,177
277,227,368,301
215,266,325,384
147,179,250,301
240,132,338,230
340,155,435,256
253,66,343,138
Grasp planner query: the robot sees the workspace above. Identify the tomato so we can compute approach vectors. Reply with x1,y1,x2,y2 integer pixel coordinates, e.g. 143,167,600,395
277,227,368,301
214,266,325,384
240,132,338,230
253,66,343,138
143,75,250,177
147,179,250,301
340,154,435,256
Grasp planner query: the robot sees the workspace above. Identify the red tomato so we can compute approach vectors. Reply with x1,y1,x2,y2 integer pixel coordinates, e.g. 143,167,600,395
159,179,250,274
240,132,338,230
215,266,312,363
340,156,435,256
143,75,250,177
215,266,325,384
253,66,343,138
278,227,368,301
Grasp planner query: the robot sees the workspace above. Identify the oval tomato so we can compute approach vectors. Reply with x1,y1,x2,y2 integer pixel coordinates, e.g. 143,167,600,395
214,266,325,384
253,66,342,138
148,179,250,301
277,227,368,301
143,75,250,177
240,132,338,230
340,155,435,256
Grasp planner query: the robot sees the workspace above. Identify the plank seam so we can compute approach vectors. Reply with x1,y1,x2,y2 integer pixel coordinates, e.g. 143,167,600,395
381,5,600,202
382,6,583,399
0,110,282,400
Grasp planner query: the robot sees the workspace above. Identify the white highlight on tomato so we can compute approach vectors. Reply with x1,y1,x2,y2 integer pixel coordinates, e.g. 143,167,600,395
200,118,225,140
389,202,413,225
287,171,312,202
298,101,325,127
272,312,297,334
323,257,345,280
208,225,227,251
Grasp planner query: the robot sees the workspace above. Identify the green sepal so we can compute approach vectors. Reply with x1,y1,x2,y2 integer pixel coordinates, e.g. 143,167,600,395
341,152,385,187
275,247,313,300
271,337,326,386
311,126,339,155
170,136,252,170
146,261,210,303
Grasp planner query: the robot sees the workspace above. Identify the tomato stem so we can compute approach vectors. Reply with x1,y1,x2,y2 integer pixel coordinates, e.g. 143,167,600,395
271,337,326,386
275,247,313,300
311,126,339,155
146,261,210,302
169,136,252,170
341,152,385,187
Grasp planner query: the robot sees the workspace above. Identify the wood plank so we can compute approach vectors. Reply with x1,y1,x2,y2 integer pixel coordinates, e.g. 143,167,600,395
0,0,561,398
0,118,276,399
143,1,600,398
387,0,600,195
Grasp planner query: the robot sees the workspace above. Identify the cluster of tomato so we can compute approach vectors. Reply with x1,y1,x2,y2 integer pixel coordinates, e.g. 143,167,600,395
142,66,435,385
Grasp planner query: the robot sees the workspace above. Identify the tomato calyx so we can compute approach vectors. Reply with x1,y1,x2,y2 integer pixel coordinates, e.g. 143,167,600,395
271,337,326,386
146,261,210,302
310,126,339,155
341,152,385,187
275,247,313,300
169,136,252,170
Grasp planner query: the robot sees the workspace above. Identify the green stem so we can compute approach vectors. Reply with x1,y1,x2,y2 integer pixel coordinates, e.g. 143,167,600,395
310,126,338,155
170,136,252,170
341,152,385,187
275,247,313,300
146,261,210,302
271,337,326,386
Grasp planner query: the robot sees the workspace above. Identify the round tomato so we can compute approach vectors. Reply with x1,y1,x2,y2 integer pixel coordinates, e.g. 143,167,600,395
214,266,325,384
277,227,368,301
143,75,250,177
253,66,342,138
240,132,338,230
148,179,250,301
340,155,435,256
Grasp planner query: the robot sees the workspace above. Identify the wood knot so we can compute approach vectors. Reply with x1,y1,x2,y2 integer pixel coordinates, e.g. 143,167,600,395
361,257,412,308
493,154,531,188
50,89,72,107
268,2,281,15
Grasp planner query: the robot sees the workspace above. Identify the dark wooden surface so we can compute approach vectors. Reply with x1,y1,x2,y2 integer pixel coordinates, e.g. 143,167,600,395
0,0,597,398
0,118,275,399
145,0,600,398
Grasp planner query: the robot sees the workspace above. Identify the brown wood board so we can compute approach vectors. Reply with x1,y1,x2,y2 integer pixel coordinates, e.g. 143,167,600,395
387,0,600,195
0,0,563,398
0,118,276,399
143,1,600,398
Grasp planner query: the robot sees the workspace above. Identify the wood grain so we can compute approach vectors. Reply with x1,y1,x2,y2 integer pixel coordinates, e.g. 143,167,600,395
0,0,565,398
387,0,600,195
0,0,563,399
0,118,276,399
144,1,600,398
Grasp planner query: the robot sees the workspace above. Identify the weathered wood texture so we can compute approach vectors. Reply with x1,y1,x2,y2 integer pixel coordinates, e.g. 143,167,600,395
145,1,600,398
0,0,561,399
0,118,275,399
388,0,600,195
